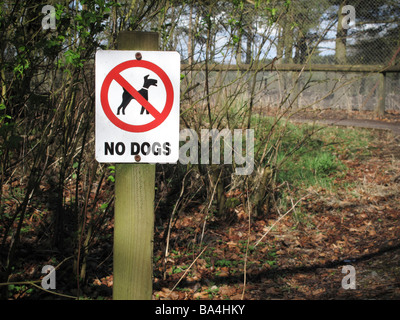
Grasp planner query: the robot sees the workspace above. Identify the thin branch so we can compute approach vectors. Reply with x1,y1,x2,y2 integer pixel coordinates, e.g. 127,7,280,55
0,257,75,299
254,194,310,248
167,245,209,298
241,183,252,300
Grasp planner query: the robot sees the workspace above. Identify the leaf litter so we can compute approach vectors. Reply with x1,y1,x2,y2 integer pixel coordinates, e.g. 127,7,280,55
151,129,400,300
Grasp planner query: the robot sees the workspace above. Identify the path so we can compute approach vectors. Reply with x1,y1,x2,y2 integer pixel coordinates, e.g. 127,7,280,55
290,117,400,136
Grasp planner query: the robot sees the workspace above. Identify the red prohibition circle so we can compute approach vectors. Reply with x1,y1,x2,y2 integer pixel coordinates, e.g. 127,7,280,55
100,59,174,133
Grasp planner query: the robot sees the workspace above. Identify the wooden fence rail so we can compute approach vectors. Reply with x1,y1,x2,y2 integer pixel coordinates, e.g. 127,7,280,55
181,63,400,73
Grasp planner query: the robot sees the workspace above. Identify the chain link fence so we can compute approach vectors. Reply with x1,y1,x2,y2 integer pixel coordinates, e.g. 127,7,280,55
168,1,400,113
169,0,400,66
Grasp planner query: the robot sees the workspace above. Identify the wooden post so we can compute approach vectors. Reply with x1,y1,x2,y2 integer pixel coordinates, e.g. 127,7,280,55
376,72,386,117
113,31,159,300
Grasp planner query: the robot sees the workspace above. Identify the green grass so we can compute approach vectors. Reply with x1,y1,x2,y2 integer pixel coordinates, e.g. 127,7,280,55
251,115,374,191
277,149,346,189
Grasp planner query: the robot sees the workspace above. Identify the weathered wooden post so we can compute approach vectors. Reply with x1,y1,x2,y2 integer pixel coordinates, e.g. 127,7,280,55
376,71,386,117
113,31,158,300
95,30,179,300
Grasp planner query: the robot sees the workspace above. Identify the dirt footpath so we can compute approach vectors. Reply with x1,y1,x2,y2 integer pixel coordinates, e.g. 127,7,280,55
289,109,400,136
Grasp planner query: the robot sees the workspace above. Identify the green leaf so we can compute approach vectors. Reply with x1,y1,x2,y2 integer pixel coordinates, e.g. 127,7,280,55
232,35,240,44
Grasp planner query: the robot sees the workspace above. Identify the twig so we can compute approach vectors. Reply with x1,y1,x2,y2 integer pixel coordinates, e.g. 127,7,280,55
253,194,310,248
30,282,76,299
199,168,223,248
0,256,76,299
167,245,209,298
163,169,192,280
0,279,76,299
241,184,252,300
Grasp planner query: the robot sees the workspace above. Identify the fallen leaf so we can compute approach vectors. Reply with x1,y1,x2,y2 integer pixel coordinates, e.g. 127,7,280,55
227,241,237,248
193,292,209,299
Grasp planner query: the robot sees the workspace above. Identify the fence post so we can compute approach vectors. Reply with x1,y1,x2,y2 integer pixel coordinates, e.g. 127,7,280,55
113,31,159,300
376,72,386,117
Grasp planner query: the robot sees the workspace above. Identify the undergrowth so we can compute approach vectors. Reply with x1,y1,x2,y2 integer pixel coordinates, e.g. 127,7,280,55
252,115,374,191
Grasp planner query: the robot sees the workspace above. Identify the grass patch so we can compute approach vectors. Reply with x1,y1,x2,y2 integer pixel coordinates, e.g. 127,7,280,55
277,149,346,189
252,116,374,191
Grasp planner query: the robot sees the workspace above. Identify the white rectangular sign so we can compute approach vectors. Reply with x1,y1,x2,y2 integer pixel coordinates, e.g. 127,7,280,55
95,50,180,163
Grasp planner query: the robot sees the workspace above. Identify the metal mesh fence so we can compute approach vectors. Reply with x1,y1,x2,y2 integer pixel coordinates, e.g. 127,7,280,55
170,0,400,113
168,0,400,66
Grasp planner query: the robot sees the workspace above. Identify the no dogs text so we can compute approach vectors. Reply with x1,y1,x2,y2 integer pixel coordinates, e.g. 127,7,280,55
104,141,171,156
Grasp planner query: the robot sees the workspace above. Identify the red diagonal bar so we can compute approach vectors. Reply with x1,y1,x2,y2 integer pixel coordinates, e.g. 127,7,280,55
113,73,161,119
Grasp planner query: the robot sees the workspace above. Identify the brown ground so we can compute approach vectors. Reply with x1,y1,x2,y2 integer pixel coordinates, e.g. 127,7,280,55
84,109,400,300
149,109,400,300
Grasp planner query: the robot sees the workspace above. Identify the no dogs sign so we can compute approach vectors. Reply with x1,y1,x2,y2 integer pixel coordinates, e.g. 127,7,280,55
95,50,180,163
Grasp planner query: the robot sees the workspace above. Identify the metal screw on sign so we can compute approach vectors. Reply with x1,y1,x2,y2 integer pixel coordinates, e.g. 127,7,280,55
135,155,141,162
135,52,142,60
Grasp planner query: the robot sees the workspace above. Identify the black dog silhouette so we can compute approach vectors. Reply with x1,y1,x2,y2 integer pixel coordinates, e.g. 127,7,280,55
116,75,158,115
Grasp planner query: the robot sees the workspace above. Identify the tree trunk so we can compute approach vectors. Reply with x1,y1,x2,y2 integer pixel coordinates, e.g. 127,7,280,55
252,166,273,217
283,22,294,64
335,1,348,64
188,2,193,65
276,27,284,64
